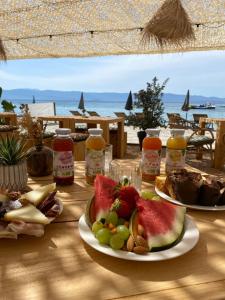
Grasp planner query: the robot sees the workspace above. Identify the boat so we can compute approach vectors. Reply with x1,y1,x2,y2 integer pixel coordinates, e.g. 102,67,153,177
189,103,216,109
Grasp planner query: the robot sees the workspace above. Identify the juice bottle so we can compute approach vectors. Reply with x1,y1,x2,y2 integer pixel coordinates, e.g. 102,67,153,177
85,128,106,185
141,128,162,182
165,129,187,174
53,128,74,185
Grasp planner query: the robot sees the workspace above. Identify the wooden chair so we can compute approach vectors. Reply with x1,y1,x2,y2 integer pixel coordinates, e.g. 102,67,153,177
193,114,214,129
186,127,215,163
87,111,100,117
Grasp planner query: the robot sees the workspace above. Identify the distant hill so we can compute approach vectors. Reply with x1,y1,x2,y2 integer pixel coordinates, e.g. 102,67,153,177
1,88,225,104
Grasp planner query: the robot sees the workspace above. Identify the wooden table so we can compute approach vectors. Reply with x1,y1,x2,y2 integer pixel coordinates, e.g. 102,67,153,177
1,161,225,300
200,117,225,169
38,115,125,158
0,112,17,125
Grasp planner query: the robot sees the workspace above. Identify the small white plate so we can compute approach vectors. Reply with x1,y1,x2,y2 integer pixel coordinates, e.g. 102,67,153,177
155,187,225,211
78,214,199,261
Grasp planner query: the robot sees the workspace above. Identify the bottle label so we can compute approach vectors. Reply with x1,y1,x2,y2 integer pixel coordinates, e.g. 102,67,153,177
53,151,74,178
85,149,105,177
166,149,186,173
142,149,161,175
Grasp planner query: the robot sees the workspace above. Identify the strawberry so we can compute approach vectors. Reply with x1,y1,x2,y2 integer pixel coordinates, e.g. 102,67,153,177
118,186,139,209
111,198,133,219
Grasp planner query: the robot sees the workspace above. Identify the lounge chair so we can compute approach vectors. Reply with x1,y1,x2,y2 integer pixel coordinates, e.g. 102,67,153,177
87,111,100,117
114,112,127,118
167,113,195,129
187,127,215,163
70,110,82,116
114,112,130,126
193,114,214,129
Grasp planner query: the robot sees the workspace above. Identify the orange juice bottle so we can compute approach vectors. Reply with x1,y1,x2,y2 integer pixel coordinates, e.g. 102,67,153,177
165,129,187,174
141,128,162,182
85,128,106,184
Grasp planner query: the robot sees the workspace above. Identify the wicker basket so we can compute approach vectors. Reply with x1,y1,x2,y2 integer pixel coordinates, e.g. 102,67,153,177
0,160,28,191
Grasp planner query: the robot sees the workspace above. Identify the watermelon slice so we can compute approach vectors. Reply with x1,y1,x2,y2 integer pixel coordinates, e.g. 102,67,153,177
130,197,186,251
85,175,117,227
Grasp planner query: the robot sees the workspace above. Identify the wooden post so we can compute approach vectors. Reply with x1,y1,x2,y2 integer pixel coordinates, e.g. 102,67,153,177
214,122,225,169
100,123,110,144
117,119,124,158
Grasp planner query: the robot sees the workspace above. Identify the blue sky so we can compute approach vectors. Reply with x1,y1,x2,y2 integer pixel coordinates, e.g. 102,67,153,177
0,50,225,97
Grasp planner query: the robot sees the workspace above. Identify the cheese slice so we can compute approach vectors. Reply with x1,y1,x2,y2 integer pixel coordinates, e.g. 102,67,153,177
20,183,56,206
4,204,50,225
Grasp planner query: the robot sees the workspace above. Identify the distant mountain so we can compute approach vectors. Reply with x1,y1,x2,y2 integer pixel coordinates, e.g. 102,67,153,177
1,88,225,104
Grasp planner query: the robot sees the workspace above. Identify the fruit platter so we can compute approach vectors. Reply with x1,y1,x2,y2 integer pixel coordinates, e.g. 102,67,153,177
79,175,199,261
0,183,63,239
155,169,225,211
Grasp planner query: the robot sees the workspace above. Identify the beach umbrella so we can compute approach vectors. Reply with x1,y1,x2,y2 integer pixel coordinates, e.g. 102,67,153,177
125,91,133,111
78,92,86,114
32,96,36,103
181,89,190,119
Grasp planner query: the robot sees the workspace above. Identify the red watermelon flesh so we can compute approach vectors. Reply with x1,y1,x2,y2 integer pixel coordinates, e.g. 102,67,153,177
136,197,186,249
93,175,118,221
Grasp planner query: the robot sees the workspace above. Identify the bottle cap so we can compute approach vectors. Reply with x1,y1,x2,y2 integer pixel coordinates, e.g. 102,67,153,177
88,128,103,135
55,128,71,135
170,129,185,136
145,128,160,136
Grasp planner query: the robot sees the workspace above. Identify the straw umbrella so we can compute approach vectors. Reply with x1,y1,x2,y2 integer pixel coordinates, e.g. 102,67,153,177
181,89,190,120
78,92,86,115
125,91,133,112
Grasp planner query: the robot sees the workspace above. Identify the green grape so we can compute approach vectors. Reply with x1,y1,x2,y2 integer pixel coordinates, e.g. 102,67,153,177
152,195,160,201
116,225,130,240
106,211,118,226
96,228,111,245
92,221,103,235
117,217,126,225
141,190,157,200
110,233,125,250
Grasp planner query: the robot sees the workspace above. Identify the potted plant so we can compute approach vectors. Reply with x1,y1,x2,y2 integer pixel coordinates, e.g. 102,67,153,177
127,77,168,150
0,135,28,191
18,105,53,176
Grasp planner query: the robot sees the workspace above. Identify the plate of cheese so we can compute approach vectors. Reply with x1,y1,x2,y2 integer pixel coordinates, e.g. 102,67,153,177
0,183,63,238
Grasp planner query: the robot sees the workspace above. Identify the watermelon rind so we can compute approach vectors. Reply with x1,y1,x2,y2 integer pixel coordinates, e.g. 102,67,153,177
130,200,186,251
85,196,95,228
148,206,186,250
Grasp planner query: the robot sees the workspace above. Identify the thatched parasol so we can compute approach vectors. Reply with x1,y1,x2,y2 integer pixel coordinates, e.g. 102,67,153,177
142,0,195,47
0,39,7,61
125,91,133,111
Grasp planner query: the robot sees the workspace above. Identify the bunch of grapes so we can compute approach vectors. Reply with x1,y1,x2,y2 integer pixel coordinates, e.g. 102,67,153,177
92,211,130,250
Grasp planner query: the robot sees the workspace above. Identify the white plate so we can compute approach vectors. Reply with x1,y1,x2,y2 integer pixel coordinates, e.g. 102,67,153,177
155,187,225,211
78,214,199,261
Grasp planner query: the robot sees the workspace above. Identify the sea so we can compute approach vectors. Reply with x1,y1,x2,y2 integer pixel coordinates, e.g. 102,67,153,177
9,98,225,122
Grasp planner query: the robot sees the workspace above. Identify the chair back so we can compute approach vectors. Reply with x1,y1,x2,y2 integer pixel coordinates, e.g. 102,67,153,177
87,111,100,117
193,114,208,124
114,112,127,118
70,110,82,116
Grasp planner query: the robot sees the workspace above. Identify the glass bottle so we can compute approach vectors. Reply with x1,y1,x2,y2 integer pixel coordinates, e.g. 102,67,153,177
85,128,106,185
165,129,187,174
141,128,162,182
53,128,74,185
